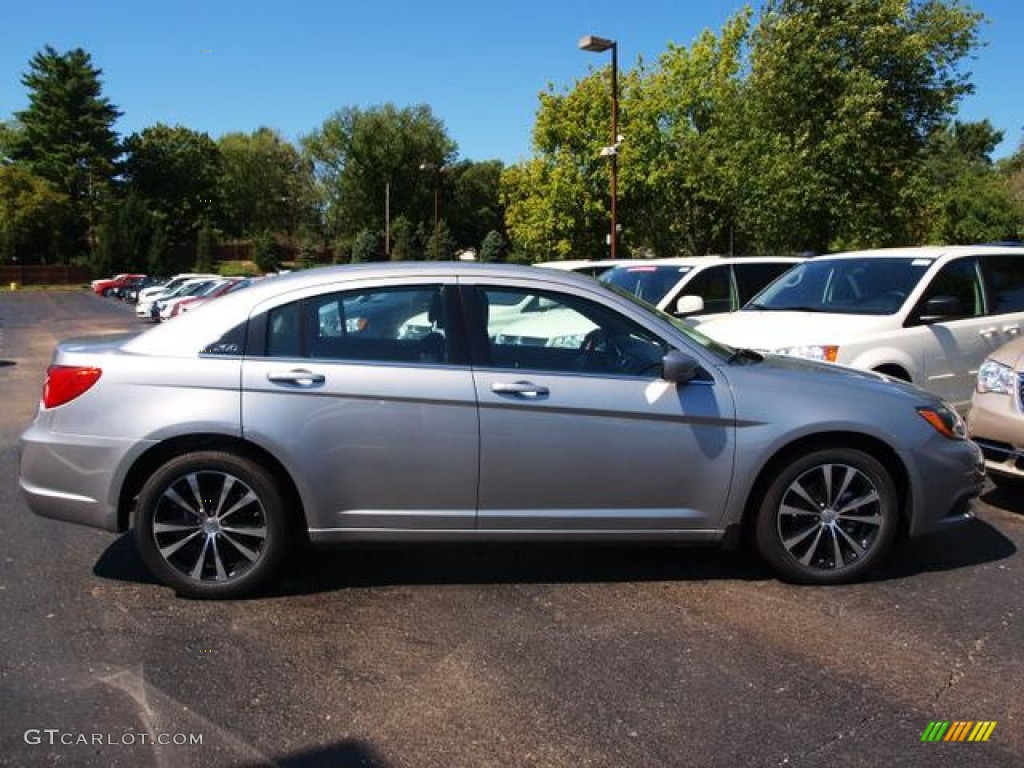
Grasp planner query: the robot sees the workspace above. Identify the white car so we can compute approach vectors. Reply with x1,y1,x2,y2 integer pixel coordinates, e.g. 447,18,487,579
600,256,803,319
136,273,220,312
535,259,630,277
696,245,1024,411
137,277,220,321
158,279,232,321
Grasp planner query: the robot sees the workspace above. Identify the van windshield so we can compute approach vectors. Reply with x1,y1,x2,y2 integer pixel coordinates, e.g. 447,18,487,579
601,265,693,305
746,257,932,315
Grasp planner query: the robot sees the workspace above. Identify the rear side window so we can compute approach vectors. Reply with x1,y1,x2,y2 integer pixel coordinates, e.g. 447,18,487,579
265,285,448,364
983,255,1024,314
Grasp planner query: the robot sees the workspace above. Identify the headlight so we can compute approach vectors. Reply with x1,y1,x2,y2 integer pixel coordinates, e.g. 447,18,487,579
774,345,839,363
917,403,967,440
976,359,1015,395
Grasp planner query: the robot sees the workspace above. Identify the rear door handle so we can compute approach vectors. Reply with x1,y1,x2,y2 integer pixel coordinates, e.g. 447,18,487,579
267,369,326,386
1003,324,1020,337
491,380,550,397
978,327,998,338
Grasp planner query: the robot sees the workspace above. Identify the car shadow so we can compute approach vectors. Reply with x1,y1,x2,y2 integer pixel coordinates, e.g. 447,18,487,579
981,483,1024,514
93,517,1016,597
869,516,1016,582
0,360,16,368
239,739,391,768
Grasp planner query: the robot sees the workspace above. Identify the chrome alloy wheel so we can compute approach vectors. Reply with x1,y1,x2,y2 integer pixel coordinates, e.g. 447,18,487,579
151,470,268,584
775,462,884,573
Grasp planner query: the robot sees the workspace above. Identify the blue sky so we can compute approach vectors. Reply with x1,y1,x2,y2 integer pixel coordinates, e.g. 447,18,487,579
1,0,1021,164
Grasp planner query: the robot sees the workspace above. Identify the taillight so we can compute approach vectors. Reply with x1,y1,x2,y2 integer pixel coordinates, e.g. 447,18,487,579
42,366,102,408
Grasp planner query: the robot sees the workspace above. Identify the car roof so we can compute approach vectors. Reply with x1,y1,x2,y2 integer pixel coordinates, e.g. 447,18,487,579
812,245,1024,261
606,255,804,268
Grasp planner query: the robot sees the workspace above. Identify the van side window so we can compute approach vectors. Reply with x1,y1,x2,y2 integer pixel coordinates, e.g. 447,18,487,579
983,255,1024,314
680,265,733,314
919,258,983,318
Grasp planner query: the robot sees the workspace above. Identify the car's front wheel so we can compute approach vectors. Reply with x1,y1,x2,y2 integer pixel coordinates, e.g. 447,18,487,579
134,451,290,598
755,448,899,584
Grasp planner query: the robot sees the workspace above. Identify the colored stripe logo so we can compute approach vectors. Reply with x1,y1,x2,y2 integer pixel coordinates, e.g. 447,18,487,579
921,721,997,742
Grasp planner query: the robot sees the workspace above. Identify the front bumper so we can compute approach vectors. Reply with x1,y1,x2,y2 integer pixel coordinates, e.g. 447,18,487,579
905,436,985,537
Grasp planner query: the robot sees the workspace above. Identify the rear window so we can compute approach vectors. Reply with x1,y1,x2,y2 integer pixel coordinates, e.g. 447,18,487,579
601,265,693,306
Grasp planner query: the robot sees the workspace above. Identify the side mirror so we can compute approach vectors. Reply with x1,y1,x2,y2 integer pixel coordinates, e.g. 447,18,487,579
919,295,963,323
674,295,705,316
661,350,701,383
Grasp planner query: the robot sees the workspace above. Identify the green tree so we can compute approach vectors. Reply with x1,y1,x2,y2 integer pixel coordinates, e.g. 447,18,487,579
251,231,281,273
0,165,70,264
446,160,506,252
10,46,122,261
424,219,455,260
218,128,314,238
745,0,984,252
303,104,456,244
389,214,419,260
350,228,379,263
123,124,222,255
194,219,218,272
479,230,507,262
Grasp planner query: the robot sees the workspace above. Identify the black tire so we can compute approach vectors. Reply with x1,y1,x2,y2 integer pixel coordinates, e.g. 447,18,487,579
133,451,291,598
755,448,899,584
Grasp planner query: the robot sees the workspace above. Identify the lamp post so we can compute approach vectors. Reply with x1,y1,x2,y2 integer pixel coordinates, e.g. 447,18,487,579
419,162,446,260
579,34,619,259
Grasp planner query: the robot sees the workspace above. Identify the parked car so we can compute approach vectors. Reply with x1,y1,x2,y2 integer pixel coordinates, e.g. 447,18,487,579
168,278,255,319
118,276,163,303
136,273,219,308
137,276,220,321
697,245,1024,412
21,263,983,598
535,259,630,278
600,256,804,319
90,273,146,297
158,279,234,321
968,334,1024,488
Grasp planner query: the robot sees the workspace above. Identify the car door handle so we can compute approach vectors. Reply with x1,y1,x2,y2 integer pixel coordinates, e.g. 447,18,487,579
491,381,549,397
1003,324,1020,337
978,327,998,338
266,369,326,386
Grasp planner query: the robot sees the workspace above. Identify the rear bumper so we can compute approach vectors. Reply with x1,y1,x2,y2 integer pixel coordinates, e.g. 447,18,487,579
19,423,149,533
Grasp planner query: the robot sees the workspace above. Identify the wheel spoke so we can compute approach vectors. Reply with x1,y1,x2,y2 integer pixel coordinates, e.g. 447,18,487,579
185,473,205,514
788,479,821,511
829,526,845,569
153,521,201,534
834,466,857,506
783,523,821,551
158,529,202,558
189,536,211,579
797,526,825,566
835,524,867,557
839,512,883,527
221,532,260,563
163,487,200,519
780,502,819,518
213,475,236,519
218,491,258,523
821,464,834,506
837,490,879,515
210,537,228,581
222,525,267,540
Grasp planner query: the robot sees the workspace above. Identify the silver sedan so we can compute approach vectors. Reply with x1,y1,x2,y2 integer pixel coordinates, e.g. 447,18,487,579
20,263,985,597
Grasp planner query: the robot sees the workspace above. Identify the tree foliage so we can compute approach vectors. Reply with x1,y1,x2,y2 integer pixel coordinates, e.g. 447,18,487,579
9,46,121,260
0,165,70,264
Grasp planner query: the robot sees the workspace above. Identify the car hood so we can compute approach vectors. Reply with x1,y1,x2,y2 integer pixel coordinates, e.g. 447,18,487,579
698,310,895,349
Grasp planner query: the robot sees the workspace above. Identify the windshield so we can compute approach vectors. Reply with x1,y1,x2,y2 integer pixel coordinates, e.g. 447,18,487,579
601,265,694,306
747,257,932,315
602,280,735,361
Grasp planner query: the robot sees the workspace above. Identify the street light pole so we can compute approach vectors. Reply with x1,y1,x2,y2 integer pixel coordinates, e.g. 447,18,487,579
579,34,619,259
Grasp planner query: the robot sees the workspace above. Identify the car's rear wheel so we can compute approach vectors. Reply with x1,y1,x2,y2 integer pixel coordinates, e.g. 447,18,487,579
755,448,898,584
134,451,290,598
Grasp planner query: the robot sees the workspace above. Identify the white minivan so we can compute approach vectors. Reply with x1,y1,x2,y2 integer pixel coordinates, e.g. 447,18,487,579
696,245,1024,411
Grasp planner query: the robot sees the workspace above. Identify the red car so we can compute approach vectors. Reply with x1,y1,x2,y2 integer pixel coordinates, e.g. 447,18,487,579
90,273,146,296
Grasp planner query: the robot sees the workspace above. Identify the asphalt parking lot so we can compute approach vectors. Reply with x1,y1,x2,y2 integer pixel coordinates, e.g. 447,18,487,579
1,290,1022,768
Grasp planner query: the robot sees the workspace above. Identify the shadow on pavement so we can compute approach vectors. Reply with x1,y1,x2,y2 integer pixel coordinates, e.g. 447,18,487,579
0,360,16,367
239,739,391,768
981,483,1024,514
94,512,1016,598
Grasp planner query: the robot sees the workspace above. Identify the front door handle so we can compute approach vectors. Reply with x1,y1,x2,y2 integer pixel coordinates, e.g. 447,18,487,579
1003,324,1020,337
978,327,998,339
267,369,326,386
491,380,550,398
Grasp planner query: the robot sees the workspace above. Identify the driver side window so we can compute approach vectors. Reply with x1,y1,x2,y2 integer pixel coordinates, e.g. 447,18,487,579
477,287,667,376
